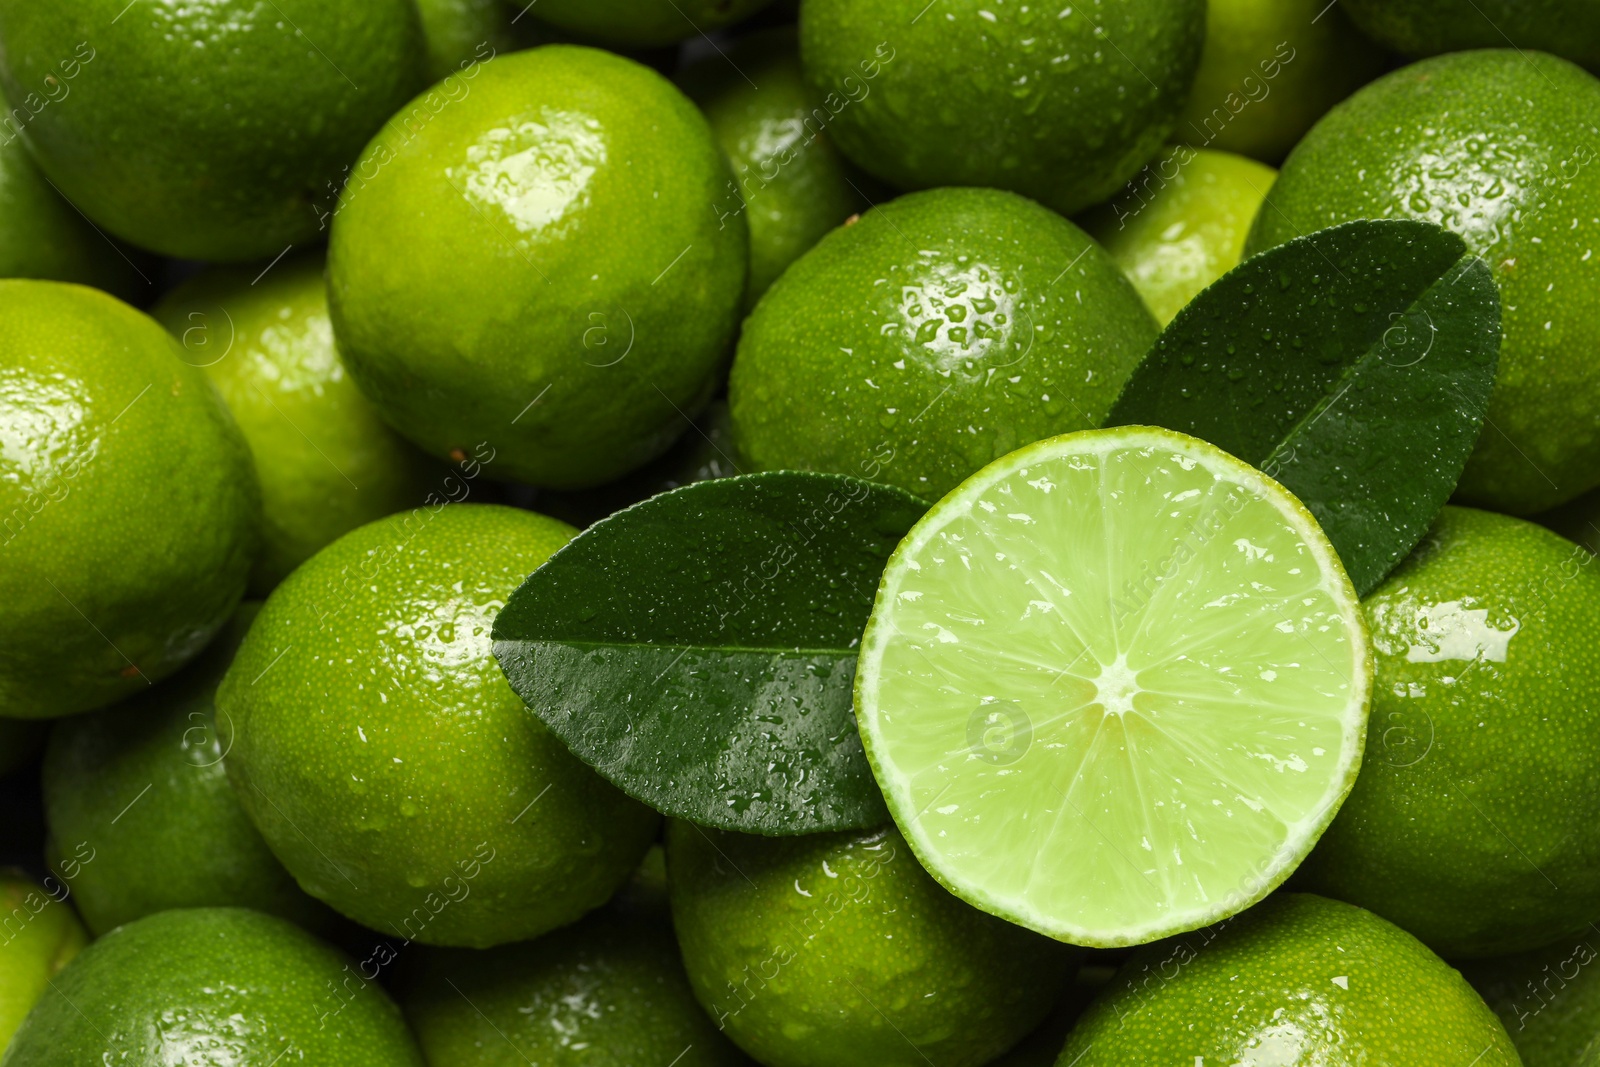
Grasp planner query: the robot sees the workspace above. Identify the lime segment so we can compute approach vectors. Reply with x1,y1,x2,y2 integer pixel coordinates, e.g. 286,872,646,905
854,426,1372,946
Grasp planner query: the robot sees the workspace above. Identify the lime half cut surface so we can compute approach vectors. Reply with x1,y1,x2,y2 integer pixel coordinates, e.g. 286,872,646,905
854,427,1373,947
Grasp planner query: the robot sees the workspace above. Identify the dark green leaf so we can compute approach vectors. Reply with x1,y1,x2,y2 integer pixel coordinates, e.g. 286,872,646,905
1106,219,1500,594
492,472,928,835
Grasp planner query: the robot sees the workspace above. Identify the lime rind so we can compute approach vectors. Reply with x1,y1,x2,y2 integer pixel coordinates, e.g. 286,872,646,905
854,426,1373,947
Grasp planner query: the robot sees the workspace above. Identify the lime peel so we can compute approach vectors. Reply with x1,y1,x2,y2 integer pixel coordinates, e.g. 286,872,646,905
855,426,1373,947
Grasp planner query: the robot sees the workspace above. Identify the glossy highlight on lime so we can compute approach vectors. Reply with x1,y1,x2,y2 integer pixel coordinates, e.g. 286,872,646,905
1,908,425,1065
730,187,1157,500
1300,507,1600,958
0,0,426,260
0,280,258,720
221,504,659,948
330,45,745,489
801,0,1205,215
668,821,1074,1067
154,254,435,595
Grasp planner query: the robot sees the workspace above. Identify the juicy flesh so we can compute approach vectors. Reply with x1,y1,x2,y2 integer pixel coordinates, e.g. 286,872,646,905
862,436,1365,943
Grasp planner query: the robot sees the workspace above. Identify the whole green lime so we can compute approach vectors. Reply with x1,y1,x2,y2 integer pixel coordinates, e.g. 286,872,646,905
1342,0,1599,68
1461,930,1600,1067
799,0,1205,215
415,0,520,83
1082,146,1277,326
729,187,1158,499
682,27,871,311
0,0,424,262
1,907,423,1065
220,504,658,948
41,605,334,937
1297,507,1600,958
0,871,86,1054
399,906,752,1066
526,0,775,47
0,93,148,302
154,254,436,595
328,45,745,490
1057,894,1517,1064
1176,0,1389,163
1247,50,1600,514
667,821,1076,1067
0,280,259,720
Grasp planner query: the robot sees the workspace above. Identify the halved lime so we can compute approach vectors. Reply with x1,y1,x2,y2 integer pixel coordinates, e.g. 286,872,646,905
854,426,1372,947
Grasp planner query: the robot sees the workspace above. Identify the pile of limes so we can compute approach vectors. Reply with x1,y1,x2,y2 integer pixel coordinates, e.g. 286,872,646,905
2,1,1599,1065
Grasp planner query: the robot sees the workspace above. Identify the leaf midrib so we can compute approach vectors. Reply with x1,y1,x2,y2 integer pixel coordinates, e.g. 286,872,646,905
1261,252,1475,469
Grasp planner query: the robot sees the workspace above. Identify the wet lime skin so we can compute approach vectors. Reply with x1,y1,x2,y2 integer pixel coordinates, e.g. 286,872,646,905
42,605,334,938
729,187,1157,500
1247,50,1600,514
1057,894,1517,1065
1299,508,1600,958
1082,146,1277,326
220,504,659,948
0,907,424,1066
400,904,753,1067
681,27,871,311
800,0,1205,216
0,0,426,262
328,45,747,489
154,254,436,596
0,281,259,720
668,821,1076,1067
1342,0,1600,68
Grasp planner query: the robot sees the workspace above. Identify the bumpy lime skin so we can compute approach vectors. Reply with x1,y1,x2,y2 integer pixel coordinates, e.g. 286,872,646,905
527,0,776,47
0,281,259,721
0,871,87,1053
1175,0,1388,163
729,187,1158,500
154,255,436,596
329,46,747,489
682,27,872,312
220,504,659,949
1299,508,1600,959
415,0,521,84
42,606,334,938
400,907,753,1067
799,0,1205,216
0,0,425,262
1057,894,1517,1065
1247,51,1600,514
1082,146,1277,325
667,821,1076,1067
0,907,424,1066
1343,0,1600,69
1461,931,1600,1067
0,93,147,302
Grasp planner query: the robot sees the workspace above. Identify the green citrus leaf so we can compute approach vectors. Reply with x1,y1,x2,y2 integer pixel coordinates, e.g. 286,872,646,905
1106,218,1501,595
492,471,928,835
